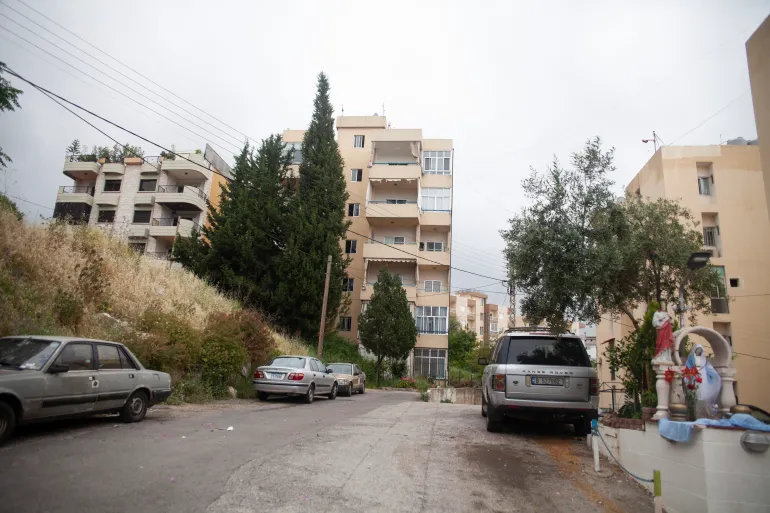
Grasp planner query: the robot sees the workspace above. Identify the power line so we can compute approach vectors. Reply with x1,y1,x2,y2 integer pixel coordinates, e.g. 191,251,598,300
667,89,751,145
0,21,242,155
4,193,53,210
10,0,259,145
0,0,246,148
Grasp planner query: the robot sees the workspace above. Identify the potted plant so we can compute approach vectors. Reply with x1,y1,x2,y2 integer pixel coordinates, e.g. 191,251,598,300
641,389,658,421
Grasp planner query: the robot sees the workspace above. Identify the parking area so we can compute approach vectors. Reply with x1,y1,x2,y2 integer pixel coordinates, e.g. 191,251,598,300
0,393,650,513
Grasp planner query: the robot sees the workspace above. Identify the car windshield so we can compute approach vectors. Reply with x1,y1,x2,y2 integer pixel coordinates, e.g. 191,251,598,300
269,357,305,369
505,336,590,367
328,364,352,374
0,338,61,370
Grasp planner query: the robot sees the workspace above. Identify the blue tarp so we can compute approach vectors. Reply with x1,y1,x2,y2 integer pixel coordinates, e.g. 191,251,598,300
659,414,770,443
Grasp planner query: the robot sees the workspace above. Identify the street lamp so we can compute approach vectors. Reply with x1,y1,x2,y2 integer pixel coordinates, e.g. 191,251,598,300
678,251,713,329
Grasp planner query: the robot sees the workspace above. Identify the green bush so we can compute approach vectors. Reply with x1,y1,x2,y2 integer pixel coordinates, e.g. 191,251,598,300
390,359,407,379
320,333,361,364
393,377,416,389
201,315,250,398
54,289,84,329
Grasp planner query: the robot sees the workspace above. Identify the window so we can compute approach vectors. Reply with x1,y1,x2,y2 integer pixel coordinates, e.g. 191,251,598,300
423,151,451,175
97,209,116,223
712,266,727,298
118,347,137,369
424,280,441,293
413,348,446,379
351,169,362,182
505,336,590,367
348,203,360,217
311,359,324,372
353,135,365,148
54,343,94,371
286,142,302,164
421,188,450,211
415,306,448,334
138,179,157,192
422,241,443,252
384,236,405,244
491,323,498,333
339,316,352,331
97,344,121,370
345,240,357,254
385,199,407,204
342,277,355,292
729,278,739,288
480,327,484,336
103,179,121,192
698,176,711,196
132,210,151,224
270,356,305,368
703,226,718,247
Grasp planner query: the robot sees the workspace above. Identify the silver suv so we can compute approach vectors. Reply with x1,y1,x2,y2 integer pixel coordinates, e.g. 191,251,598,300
479,328,598,434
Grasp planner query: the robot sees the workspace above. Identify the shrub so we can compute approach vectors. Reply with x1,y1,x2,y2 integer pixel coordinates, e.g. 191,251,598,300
390,359,408,379
54,289,84,329
394,377,416,389
200,314,250,398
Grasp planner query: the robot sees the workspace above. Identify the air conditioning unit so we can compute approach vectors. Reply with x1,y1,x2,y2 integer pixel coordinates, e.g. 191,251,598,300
711,297,729,314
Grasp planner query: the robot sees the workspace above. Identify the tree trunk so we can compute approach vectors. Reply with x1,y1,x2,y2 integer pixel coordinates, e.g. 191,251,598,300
620,306,640,330
376,355,382,387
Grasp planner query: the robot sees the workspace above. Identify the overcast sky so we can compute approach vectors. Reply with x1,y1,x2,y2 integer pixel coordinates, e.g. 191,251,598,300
1,0,768,307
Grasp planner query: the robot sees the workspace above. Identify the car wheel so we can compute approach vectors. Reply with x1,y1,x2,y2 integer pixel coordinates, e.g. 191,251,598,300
481,391,488,418
120,390,148,423
486,404,503,433
346,384,353,397
303,385,315,404
257,391,269,401
360,381,365,394
0,401,17,445
328,382,338,400
573,417,592,436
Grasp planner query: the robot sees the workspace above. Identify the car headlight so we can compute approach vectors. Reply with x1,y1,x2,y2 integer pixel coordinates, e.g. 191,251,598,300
338,379,348,384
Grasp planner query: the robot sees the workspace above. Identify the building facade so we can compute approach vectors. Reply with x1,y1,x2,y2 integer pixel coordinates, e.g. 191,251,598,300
53,147,231,258
595,144,770,411
284,115,453,379
450,291,488,339
746,15,770,224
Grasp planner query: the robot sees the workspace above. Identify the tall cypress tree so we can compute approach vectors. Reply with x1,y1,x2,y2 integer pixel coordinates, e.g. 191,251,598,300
274,72,350,338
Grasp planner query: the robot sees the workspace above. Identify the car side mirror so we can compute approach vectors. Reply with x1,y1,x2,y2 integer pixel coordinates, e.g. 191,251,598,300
326,368,333,374
477,358,488,366
354,372,360,376
49,363,70,374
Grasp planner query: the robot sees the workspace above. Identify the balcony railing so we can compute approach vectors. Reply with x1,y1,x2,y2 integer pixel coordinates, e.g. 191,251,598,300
67,154,98,163
368,200,417,205
59,185,94,196
156,184,208,201
143,156,161,165
703,227,718,247
366,280,417,288
151,217,200,231
416,329,449,335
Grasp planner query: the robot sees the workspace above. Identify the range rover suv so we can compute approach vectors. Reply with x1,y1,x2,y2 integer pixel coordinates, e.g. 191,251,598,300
479,328,599,434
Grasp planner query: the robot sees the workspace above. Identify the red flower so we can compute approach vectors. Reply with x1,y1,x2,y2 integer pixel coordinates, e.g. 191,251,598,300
695,375,703,383
687,383,696,390
664,369,675,383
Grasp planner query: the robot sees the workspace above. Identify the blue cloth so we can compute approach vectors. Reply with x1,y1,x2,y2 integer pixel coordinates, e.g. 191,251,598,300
660,414,770,443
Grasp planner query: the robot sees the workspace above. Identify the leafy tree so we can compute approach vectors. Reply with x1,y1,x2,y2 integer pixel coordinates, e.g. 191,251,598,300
501,137,617,330
65,139,82,157
0,62,23,168
448,316,477,367
0,191,23,220
273,72,350,338
358,267,418,385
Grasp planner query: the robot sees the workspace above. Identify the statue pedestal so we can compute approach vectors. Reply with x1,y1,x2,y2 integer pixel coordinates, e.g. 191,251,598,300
652,362,673,420
716,366,738,414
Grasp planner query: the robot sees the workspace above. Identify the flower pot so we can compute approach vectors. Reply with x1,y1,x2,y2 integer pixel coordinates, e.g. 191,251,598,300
124,157,142,165
98,157,107,164
669,403,688,422
642,407,656,421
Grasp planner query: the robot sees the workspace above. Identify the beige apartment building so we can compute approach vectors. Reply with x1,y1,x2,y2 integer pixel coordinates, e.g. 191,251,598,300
747,15,770,224
596,143,770,411
53,145,231,258
450,291,487,339
284,115,453,379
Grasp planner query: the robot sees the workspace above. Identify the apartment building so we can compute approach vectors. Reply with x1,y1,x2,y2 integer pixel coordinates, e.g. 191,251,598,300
596,143,770,410
746,15,770,224
284,115,453,379
450,291,487,339
52,146,231,258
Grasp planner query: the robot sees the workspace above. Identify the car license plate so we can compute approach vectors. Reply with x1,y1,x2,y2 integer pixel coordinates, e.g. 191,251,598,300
270,373,284,380
531,376,564,386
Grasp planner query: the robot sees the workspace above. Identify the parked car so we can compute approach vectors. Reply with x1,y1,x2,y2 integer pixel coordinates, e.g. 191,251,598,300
479,328,599,435
0,336,172,444
327,362,366,396
253,355,338,404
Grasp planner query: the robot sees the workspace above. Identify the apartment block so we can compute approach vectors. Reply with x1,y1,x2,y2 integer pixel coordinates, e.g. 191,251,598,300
53,146,231,258
284,115,453,379
596,143,770,410
746,15,770,224
450,291,487,339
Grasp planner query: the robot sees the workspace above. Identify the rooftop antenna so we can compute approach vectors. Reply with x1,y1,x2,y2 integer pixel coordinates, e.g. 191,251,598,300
382,102,385,117
341,104,344,116
641,130,665,151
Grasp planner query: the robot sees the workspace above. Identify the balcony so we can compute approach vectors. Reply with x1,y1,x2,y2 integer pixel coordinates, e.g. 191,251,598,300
420,209,451,226
94,191,120,206
149,217,200,239
127,225,149,238
154,185,207,211
366,201,419,222
161,153,211,181
369,163,421,181
363,241,418,261
415,333,449,349
101,163,125,175
63,156,100,180
56,185,94,206
418,248,449,267
360,282,416,302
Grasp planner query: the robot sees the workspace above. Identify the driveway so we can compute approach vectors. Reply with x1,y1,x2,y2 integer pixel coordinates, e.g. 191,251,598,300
0,392,650,513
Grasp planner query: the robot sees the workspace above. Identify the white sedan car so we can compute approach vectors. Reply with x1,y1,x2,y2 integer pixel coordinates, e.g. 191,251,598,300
253,355,338,404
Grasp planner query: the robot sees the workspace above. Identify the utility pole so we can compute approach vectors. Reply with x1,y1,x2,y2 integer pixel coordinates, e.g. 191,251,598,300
317,255,332,359
508,282,517,328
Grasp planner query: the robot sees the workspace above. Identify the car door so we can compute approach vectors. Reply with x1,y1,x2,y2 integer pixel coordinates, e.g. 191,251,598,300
351,364,361,388
312,359,331,392
95,344,134,411
41,342,97,418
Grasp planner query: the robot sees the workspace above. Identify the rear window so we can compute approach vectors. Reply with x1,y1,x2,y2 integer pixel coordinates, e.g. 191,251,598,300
270,357,305,369
504,336,590,367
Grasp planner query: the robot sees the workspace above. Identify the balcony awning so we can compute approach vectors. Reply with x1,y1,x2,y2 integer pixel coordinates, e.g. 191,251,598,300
367,257,415,263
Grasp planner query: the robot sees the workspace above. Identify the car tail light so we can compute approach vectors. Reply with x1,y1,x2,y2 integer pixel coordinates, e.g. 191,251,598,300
254,370,264,379
589,378,599,396
494,374,505,391
287,373,304,381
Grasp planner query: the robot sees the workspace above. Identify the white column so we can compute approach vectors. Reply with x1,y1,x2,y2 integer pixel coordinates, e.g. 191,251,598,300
652,362,673,420
716,367,738,413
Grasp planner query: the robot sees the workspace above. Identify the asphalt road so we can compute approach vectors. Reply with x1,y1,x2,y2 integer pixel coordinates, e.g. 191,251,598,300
0,391,650,513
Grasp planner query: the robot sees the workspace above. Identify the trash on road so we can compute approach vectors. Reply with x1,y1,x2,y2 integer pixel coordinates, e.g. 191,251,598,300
226,426,234,431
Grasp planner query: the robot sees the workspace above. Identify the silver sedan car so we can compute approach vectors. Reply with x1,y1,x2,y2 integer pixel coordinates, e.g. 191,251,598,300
0,336,172,444
253,355,338,404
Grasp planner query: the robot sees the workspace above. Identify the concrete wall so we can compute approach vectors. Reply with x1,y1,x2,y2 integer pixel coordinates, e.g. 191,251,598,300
747,16,770,227
598,423,770,513
427,387,482,405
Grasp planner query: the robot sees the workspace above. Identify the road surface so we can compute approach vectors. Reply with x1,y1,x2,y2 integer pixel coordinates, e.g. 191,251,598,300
0,391,650,513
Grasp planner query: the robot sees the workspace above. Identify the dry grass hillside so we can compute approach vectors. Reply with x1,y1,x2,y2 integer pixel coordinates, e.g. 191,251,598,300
0,210,309,401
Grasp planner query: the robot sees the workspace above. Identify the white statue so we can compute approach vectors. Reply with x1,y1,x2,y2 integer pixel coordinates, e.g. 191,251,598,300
652,309,674,364
685,344,722,418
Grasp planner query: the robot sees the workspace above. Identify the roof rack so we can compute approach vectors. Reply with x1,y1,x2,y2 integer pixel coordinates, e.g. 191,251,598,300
505,326,552,332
